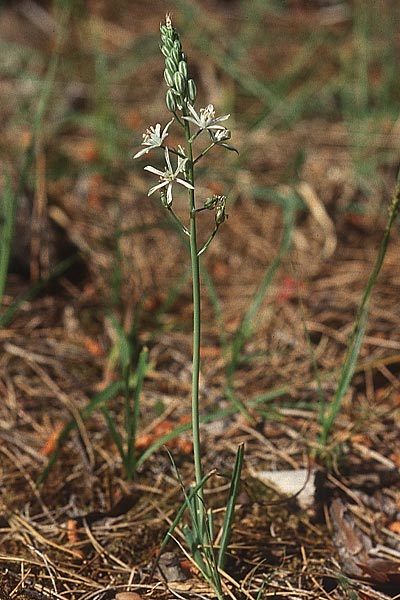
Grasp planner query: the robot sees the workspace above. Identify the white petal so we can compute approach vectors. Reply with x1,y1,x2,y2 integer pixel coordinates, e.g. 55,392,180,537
182,116,200,126
144,165,164,176
166,184,173,206
164,147,173,172
162,117,174,137
148,180,168,196
133,147,151,159
187,103,199,120
213,114,230,123
176,177,195,190
207,123,229,130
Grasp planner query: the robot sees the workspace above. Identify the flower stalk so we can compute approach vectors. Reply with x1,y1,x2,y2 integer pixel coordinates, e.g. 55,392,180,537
183,113,204,500
133,14,239,598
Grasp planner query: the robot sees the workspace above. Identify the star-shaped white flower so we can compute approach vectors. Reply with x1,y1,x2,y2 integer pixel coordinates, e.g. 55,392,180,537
182,104,230,132
144,147,194,206
133,118,174,159
209,127,238,153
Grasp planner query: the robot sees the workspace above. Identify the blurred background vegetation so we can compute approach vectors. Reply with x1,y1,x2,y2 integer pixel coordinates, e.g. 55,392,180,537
1,0,399,365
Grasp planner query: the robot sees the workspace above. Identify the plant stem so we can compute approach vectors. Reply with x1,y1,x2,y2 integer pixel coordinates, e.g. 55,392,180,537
184,116,203,497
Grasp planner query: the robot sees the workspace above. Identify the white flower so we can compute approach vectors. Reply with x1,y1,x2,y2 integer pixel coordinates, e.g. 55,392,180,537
210,128,231,143
182,104,230,132
144,147,194,206
133,118,174,159
209,127,238,153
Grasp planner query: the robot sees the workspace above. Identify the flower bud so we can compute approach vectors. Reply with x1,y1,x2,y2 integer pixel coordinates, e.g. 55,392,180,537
173,39,182,53
164,68,174,87
215,205,227,225
170,46,181,66
187,79,197,103
165,56,178,75
173,71,186,95
178,60,188,79
166,89,177,112
204,195,219,209
164,36,174,48
160,44,170,58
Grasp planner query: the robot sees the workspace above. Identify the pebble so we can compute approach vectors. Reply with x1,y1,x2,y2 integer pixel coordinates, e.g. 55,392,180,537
115,592,142,600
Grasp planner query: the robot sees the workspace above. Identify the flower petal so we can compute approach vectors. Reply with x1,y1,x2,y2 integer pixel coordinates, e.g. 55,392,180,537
144,165,164,176
133,147,152,159
164,147,173,172
176,177,195,190
166,184,173,206
148,180,168,196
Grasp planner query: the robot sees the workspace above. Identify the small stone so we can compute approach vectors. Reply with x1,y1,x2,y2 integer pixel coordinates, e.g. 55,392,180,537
115,592,142,600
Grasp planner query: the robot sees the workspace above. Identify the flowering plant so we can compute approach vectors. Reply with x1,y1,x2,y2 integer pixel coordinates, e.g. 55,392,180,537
134,14,242,599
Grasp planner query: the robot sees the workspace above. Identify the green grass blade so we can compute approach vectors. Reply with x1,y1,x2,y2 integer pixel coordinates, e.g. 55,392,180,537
319,171,400,447
0,170,16,306
151,458,215,579
126,346,149,477
109,314,131,374
217,442,244,570
102,405,128,474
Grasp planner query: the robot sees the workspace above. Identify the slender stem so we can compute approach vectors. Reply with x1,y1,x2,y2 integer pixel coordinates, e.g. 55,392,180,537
167,206,190,236
193,141,216,165
197,224,219,257
183,114,203,496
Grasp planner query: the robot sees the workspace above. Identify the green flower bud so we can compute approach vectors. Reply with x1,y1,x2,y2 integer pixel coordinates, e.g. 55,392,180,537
165,56,178,75
203,195,217,209
173,39,182,54
160,44,170,58
170,46,181,66
173,71,186,95
187,79,197,103
178,60,188,79
215,205,227,225
164,68,174,87
161,39,173,55
166,89,177,112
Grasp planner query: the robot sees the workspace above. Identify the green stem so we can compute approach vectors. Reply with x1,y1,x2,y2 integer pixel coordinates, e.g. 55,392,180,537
167,206,190,236
184,115,203,497
193,141,216,165
197,224,219,257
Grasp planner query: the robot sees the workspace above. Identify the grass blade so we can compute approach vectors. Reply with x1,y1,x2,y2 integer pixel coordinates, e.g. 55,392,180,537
126,346,149,477
319,170,400,447
0,170,16,306
217,442,244,570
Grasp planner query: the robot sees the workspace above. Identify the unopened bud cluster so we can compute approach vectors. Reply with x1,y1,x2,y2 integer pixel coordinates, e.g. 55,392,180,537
160,13,197,112
204,194,227,225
